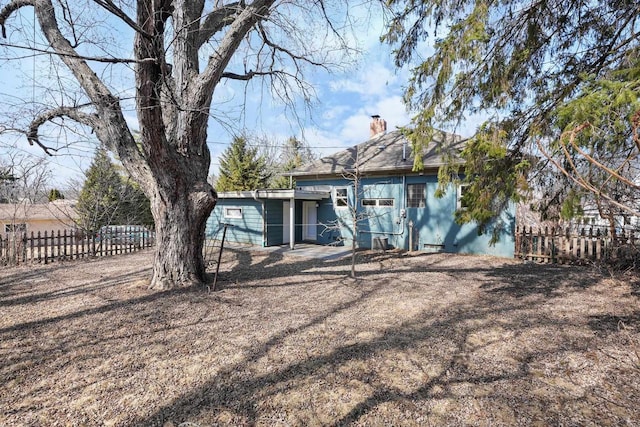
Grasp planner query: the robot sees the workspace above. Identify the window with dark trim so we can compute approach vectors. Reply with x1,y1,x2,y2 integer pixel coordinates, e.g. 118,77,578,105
407,183,426,208
362,198,395,207
4,223,26,233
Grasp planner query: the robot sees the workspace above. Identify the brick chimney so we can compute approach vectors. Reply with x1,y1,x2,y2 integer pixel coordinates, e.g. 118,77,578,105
370,115,387,138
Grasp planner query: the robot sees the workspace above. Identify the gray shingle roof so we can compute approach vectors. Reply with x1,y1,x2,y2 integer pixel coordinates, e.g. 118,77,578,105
287,129,465,177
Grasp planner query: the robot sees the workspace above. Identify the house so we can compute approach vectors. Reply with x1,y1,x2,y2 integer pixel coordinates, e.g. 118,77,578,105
0,200,78,235
207,117,515,257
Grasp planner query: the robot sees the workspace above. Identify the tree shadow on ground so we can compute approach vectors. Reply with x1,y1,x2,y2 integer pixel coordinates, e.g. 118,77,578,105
5,249,637,426
215,248,500,289
131,301,595,426
479,262,603,298
0,269,176,336
213,247,355,288
588,312,640,336
130,253,620,426
0,262,75,297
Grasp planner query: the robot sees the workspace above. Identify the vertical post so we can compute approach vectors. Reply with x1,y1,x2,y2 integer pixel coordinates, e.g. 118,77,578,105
29,231,34,263
20,231,26,264
75,229,80,260
289,197,295,250
212,223,230,292
44,230,49,264
408,220,414,252
62,229,67,260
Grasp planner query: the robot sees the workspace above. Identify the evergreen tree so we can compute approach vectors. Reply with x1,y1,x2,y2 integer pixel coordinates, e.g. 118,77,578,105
76,147,123,232
48,188,64,202
270,137,316,189
116,178,154,228
216,136,270,192
384,0,640,235
76,147,155,231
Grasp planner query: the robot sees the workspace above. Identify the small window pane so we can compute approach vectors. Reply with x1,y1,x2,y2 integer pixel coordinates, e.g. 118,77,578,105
407,184,425,208
5,223,26,233
335,188,348,207
362,199,376,206
458,185,470,209
224,207,243,219
379,199,394,207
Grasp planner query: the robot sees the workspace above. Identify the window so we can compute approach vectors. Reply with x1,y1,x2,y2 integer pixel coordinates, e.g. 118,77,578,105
407,183,426,208
4,223,26,233
335,188,348,207
223,207,243,219
362,198,395,207
457,184,470,209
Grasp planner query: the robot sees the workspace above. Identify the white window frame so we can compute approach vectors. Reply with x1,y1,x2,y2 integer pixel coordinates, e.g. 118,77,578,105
407,183,426,208
457,184,470,210
223,207,243,219
334,187,348,208
361,198,395,208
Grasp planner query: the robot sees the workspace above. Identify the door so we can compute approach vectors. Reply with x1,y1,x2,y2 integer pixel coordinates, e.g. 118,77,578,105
283,201,290,244
302,201,317,241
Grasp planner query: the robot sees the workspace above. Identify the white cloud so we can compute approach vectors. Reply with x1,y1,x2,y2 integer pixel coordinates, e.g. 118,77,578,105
335,96,411,144
329,62,398,98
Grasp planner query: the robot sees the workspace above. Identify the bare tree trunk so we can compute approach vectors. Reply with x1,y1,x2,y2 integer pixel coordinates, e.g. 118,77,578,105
149,184,216,289
1,0,354,290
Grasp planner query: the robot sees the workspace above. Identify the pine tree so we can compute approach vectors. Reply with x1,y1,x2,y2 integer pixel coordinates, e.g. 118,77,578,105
270,137,315,189
75,147,125,232
216,136,270,192
48,188,64,202
384,0,640,234
116,178,154,228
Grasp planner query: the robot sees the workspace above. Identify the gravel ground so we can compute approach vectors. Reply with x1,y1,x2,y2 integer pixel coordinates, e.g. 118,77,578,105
1,248,639,426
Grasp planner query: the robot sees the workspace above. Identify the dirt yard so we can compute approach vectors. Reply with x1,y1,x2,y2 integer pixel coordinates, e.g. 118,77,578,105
1,248,639,426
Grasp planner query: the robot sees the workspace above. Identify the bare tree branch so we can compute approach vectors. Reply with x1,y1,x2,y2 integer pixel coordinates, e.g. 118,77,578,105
536,136,640,217
0,0,34,39
92,0,150,37
562,123,640,191
196,0,274,107
0,41,156,64
197,1,241,48
26,105,98,156
256,20,326,68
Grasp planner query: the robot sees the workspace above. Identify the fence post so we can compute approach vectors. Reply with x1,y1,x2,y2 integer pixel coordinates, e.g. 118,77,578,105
20,232,27,264
44,230,49,264
56,229,67,261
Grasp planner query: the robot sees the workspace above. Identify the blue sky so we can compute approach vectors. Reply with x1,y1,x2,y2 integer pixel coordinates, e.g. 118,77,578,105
0,3,480,189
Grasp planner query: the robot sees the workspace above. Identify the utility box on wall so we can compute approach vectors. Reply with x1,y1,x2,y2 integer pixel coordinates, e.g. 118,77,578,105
372,236,388,251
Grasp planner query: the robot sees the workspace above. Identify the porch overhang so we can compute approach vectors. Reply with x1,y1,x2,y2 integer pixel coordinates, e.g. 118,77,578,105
216,189,330,250
216,189,330,201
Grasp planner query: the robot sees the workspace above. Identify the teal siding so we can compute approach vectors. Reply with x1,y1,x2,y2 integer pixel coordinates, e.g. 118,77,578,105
205,173,515,257
207,199,264,246
265,200,284,246
297,174,515,258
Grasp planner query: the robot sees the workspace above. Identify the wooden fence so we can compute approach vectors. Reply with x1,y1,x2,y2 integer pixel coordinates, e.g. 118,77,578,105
515,225,639,264
0,228,155,266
